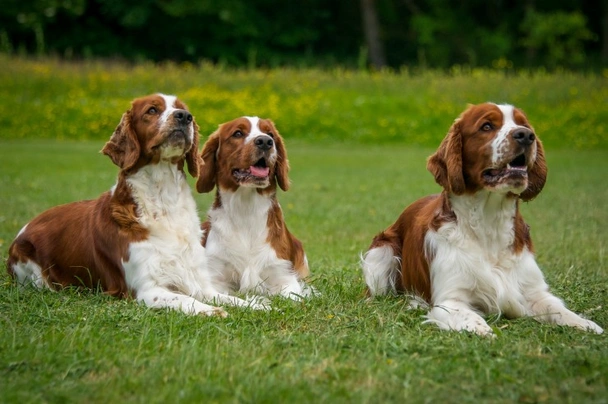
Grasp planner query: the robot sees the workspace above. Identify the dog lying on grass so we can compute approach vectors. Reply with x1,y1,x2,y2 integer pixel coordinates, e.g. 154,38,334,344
362,103,603,336
7,94,265,316
196,116,312,300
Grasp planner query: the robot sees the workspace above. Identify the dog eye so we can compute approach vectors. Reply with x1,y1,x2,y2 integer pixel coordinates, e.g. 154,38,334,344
233,130,244,138
481,123,493,131
266,132,274,138
147,107,158,115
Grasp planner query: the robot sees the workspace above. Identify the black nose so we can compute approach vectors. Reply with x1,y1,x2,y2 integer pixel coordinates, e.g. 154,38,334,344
254,135,274,151
174,109,193,125
512,128,535,146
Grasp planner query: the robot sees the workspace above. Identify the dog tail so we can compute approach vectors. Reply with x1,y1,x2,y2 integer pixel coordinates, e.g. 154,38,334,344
361,231,402,297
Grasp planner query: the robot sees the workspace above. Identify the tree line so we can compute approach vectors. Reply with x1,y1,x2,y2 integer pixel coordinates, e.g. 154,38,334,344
1,0,606,70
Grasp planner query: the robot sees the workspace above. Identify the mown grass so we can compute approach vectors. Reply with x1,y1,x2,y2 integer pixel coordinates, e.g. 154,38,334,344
0,140,606,403
0,57,607,402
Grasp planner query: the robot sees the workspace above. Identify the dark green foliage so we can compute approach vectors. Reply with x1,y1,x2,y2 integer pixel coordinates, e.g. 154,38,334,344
0,0,605,69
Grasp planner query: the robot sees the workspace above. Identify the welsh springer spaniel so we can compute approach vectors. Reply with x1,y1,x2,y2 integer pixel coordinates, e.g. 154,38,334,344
196,117,311,299
7,94,262,316
362,103,603,336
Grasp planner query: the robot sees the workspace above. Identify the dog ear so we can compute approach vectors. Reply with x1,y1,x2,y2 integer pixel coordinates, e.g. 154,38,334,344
273,129,290,191
101,110,140,171
185,118,201,178
196,130,220,193
520,137,547,201
426,118,466,194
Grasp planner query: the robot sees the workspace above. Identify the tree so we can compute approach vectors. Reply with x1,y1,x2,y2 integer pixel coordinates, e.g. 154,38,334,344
360,0,386,69
3,0,85,55
521,10,595,68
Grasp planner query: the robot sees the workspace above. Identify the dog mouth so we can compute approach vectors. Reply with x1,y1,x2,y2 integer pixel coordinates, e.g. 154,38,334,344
167,129,187,142
156,129,191,159
233,158,270,183
483,153,528,183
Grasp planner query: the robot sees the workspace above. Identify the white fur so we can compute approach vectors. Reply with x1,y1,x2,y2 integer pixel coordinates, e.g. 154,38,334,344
491,104,523,165
243,116,261,144
158,94,178,124
123,161,267,315
361,246,400,296
361,248,427,310
205,186,306,299
16,224,28,238
11,259,49,289
243,116,278,160
10,224,46,289
424,191,603,335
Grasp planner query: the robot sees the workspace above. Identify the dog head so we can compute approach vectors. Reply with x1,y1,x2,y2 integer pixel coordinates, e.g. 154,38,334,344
427,103,547,201
102,93,200,177
196,117,290,194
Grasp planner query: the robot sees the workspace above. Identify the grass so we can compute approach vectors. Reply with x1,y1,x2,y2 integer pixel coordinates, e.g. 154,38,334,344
1,56,608,148
0,140,606,403
0,56,606,402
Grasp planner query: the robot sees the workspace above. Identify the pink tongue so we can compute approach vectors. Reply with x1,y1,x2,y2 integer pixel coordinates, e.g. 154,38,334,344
250,166,270,177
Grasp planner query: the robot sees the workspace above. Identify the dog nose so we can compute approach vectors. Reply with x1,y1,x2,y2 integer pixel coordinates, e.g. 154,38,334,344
173,110,193,125
254,135,274,151
512,128,535,146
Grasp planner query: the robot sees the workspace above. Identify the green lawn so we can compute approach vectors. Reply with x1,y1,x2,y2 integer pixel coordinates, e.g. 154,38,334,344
0,140,606,403
0,57,606,402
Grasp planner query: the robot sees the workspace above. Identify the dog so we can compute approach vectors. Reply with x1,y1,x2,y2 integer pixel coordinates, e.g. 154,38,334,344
361,103,603,336
6,94,263,316
196,116,311,299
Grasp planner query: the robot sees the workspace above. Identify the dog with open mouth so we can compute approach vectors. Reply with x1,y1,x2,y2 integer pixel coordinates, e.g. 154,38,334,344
6,94,269,316
196,116,311,300
361,103,603,336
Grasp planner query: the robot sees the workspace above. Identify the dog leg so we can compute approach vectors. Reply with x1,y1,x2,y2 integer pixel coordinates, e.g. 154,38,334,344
528,293,603,334
262,266,304,300
425,299,494,336
137,287,227,317
203,291,270,310
277,276,305,300
518,254,603,334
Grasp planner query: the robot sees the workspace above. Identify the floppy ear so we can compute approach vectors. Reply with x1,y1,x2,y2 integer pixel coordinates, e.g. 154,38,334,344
185,119,201,178
274,131,290,191
520,138,547,201
196,131,220,193
426,119,466,194
101,110,140,171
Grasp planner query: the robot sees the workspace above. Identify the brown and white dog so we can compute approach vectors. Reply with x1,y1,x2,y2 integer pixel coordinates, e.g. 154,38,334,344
6,94,263,316
196,117,311,299
362,103,603,336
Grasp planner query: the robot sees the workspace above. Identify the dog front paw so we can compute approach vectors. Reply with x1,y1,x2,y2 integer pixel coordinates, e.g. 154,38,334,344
449,313,495,337
463,320,495,337
574,319,603,334
198,306,228,318
246,295,272,310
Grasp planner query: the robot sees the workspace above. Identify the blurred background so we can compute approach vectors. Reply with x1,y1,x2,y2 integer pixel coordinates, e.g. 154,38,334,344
1,0,606,70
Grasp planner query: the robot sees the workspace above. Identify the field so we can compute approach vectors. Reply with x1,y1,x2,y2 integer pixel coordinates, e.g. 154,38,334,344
0,57,607,403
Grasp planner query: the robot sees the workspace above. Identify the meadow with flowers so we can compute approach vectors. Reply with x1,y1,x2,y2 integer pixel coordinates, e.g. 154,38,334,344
0,56,607,403
2,56,608,148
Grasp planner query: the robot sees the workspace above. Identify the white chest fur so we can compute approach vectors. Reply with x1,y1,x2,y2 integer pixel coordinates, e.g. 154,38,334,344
447,192,517,260
427,192,530,316
205,187,297,296
122,163,207,295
